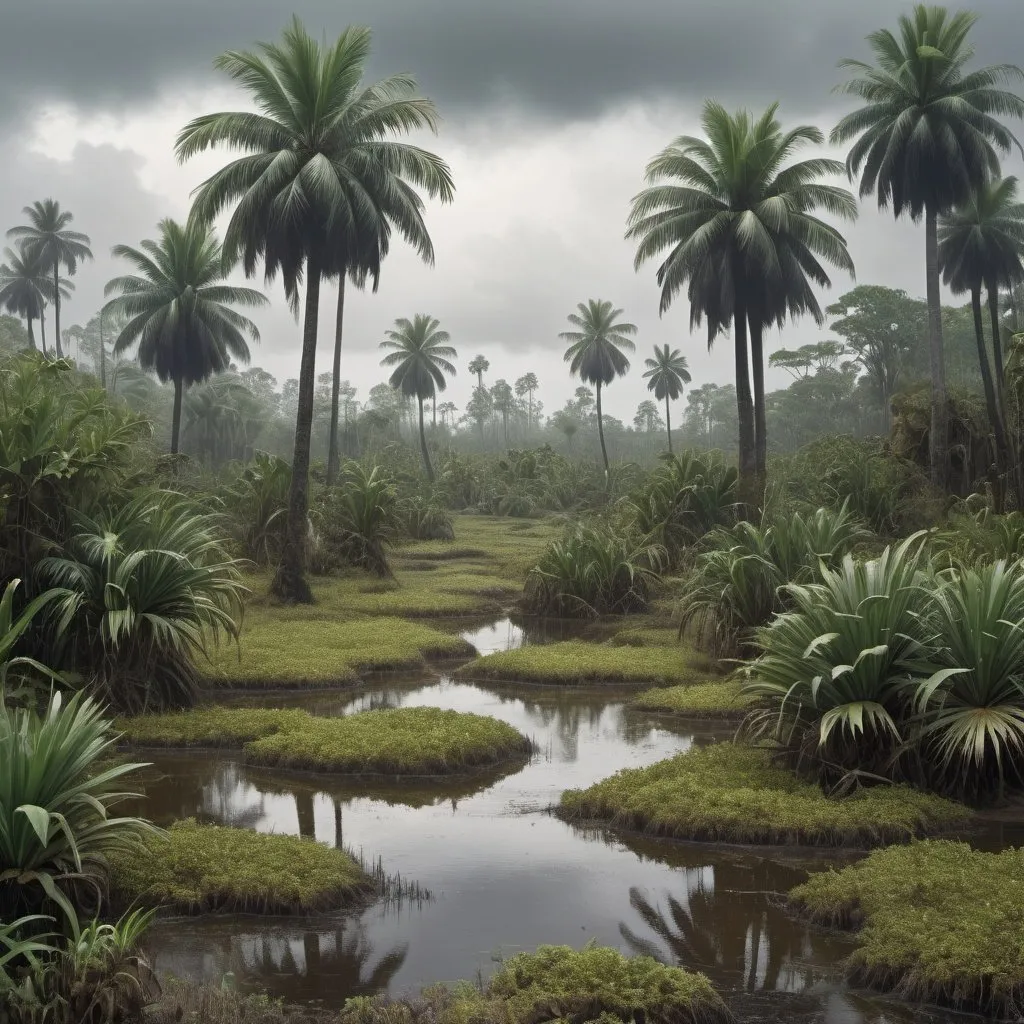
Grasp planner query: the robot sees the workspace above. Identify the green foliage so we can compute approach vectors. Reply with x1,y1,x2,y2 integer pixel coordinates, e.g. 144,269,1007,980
39,492,246,713
630,681,753,718
559,743,969,847
224,450,290,564
456,639,703,686
789,841,1024,1017
398,494,454,540
313,463,398,576
0,579,65,701
109,819,372,915
0,690,155,927
523,522,664,616
930,506,1024,566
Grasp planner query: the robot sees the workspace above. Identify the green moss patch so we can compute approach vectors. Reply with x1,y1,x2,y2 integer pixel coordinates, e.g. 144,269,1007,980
109,819,372,915
119,706,532,775
789,841,1024,1016
341,944,731,1024
455,640,704,686
609,625,682,647
630,681,753,718
559,744,971,847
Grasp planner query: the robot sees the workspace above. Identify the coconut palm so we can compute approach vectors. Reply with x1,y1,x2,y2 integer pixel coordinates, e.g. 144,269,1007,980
103,215,267,454
0,246,56,353
559,299,637,477
7,199,92,359
379,315,457,481
628,101,856,502
642,345,691,453
176,18,453,602
832,4,1024,488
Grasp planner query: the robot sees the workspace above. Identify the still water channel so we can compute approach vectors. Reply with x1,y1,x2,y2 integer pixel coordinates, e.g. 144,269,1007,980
134,618,994,1024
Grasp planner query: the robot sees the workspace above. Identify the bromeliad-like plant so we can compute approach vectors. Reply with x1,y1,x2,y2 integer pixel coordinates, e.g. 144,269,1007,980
225,450,291,564
0,690,155,927
741,534,936,783
38,492,246,713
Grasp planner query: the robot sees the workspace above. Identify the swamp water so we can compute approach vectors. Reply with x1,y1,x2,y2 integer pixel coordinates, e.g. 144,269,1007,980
136,619,985,1024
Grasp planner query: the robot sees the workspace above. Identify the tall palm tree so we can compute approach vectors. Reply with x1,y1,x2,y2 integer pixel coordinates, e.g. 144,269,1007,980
379,314,456,481
939,177,1024,474
559,299,636,477
832,5,1024,488
642,345,691,453
627,101,855,503
515,372,539,429
8,199,92,359
0,245,54,351
468,354,489,391
175,17,454,603
103,215,267,454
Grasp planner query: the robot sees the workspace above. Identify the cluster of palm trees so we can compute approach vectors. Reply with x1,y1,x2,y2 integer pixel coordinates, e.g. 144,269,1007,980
0,200,92,358
628,5,1024,504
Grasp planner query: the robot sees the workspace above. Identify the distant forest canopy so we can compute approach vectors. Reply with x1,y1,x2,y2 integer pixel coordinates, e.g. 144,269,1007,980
0,280,1003,469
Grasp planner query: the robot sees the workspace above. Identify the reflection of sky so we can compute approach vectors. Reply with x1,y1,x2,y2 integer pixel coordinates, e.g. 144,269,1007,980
140,676,970,1024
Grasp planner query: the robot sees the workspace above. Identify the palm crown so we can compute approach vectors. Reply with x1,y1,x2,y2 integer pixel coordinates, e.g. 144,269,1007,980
8,199,92,359
643,345,691,401
560,299,637,385
0,246,56,350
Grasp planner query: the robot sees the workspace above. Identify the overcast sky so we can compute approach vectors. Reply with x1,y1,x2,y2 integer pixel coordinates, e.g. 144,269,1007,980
2,0,1021,423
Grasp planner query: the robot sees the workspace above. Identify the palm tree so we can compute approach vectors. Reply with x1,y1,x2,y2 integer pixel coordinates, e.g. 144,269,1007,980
468,354,490,392
642,345,691,453
939,177,1024,474
559,299,636,477
103,215,267,454
832,5,1024,488
8,199,92,359
379,315,457,480
438,400,457,428
175,17,454,603
490,378,514,444
515,372,539,429
0,245,53,351
628,101,855,502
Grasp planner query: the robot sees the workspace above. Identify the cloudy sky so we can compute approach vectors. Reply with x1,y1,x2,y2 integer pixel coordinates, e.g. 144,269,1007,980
1,0,1021,424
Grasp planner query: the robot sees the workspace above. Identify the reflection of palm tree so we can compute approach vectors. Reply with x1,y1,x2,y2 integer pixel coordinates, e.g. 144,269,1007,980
295,791,317,840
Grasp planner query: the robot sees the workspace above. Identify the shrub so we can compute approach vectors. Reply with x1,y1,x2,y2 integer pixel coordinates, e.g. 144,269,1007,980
224,450,291,564
38,491,247,713
523,522,664,617
929,506,1024,567
398,494,454,541
0,690,155,926
0,578,65,702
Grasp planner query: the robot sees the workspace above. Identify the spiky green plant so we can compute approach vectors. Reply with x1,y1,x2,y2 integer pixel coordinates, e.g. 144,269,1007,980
38,492,246,713
930,507,1024,567
398,494,454,541
0,691,156,927
225,450,291,564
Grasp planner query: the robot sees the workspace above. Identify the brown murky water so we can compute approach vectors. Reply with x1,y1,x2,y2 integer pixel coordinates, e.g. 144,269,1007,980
133,618,992,1024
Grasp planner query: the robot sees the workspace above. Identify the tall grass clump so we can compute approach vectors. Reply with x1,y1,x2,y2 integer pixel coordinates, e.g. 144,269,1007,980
38,491,246,713
398,493,455,541
523,522,665,617
224,450,291,564
679,502,870,658
929,506,1024,567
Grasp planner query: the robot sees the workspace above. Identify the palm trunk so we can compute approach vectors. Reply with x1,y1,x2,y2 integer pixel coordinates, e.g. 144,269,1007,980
595,380,610,481
528,392,534,430
925,204,948,489
170,377,183,454
326,275,346,486
39,308,47,358
272,259,321,604
664,393,673,454
25,316,35,350
99,314,106,389
733,293,756,513
971,286,1007,468
53,265,63,359
749,314,767,502
432,393,437,427
988,281,1008,418
418,394,434,482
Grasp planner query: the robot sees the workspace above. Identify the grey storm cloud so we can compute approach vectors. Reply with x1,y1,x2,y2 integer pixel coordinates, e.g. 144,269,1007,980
0,0,1020,130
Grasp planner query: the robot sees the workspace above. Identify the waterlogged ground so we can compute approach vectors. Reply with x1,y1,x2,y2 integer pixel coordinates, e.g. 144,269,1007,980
136,618,984,1024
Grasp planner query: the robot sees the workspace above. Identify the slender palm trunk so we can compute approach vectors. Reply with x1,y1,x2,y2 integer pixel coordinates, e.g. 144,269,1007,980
664,394,673,454
432,393,437,427
326,275,346,486
749,314,767,498
53,265,63,359
988,281,1008,417
971,286,1007,467
732,293,756,513
272,258,321,604
418,394,434,482
39,308,47,358
99,314,106,389
502,409,508,444
170,377,183,454
25,316,35,350
925,205,948,489
595,380,610,481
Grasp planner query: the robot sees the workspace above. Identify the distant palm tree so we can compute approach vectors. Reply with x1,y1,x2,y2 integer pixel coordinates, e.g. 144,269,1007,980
559,299,637,477
0,245,54,352
628,101,855,502
8,199,92,359
832,4,1024,487
103,215,267,454
379,315,457,481
176,17,453,603
642,345,691,453
468,354,490,392
438,400,457,428
515,372,539,429
939,177,1024,473
490,378,514,444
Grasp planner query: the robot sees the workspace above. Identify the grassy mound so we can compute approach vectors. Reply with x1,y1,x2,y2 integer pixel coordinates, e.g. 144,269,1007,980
559,744,971,847
456,640,703,686
109,819,372,915
119,705,532,775
789,841,1024,1016
630,681,753,718
341,944,732,1024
